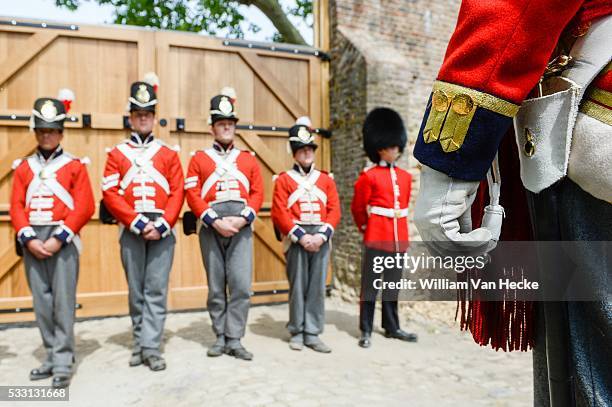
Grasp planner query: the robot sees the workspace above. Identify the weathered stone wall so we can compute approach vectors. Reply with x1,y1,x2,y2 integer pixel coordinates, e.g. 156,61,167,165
329,0,461,298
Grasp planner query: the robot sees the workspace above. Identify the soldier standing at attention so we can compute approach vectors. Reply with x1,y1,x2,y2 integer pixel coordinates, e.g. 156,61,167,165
271,117,341,353
10,90,95,388
185,87,264,361
351,108,418,349
102,74,184,371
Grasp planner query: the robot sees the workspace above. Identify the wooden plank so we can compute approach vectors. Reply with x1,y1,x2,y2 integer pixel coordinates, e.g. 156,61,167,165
0,245,20,282
239,51,308,119
253,217,286,263
0,136,36,182
0,284,291,324
237,131,286,175
0,22,141,44
158,31,315,62
91,113,125,130
0,31,57,86
154,39,171,140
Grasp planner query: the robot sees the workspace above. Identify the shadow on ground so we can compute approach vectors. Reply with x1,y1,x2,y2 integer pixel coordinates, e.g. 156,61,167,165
33,335,101,372
248,309,362,341
170,318,216,348
0,346,17,364
249,313,288,342
325,310,361,339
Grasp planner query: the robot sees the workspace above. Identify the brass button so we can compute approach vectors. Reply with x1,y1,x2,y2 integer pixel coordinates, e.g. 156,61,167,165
432,90,449,112
451,94,475,115
573,22,591,37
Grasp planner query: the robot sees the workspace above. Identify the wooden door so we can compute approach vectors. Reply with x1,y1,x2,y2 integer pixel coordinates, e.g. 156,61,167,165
0,18,330,323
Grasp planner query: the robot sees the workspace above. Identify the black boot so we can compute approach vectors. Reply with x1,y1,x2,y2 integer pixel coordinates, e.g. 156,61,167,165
384,329,418,342
358,331,372,348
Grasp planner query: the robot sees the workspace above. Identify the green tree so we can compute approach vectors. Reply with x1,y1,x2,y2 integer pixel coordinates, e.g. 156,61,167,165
55,0,313,45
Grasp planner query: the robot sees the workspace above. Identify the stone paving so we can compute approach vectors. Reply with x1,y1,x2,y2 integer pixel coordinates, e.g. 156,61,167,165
0,298,533,406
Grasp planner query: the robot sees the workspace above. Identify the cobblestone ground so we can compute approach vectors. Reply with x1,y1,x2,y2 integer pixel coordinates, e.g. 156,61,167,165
0,298,532,406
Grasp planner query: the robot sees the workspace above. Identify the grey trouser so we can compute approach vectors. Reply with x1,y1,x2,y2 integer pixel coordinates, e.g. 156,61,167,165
286,225,330,336
198,201,253,339
120,215,176,357
24,225,79,374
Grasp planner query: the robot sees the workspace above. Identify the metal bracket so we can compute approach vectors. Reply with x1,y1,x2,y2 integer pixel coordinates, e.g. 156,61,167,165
0,19,79,31
0,114,79,123
82,114,92,128
0,303,82,314
222,40,330,62
173,119,332,138
251,285,332,297
0,114,29,121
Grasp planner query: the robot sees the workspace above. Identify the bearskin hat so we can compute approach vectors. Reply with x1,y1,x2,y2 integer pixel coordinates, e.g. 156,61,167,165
362,107,407,163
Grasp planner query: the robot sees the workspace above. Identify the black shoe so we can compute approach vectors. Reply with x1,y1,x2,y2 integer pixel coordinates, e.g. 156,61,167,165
143,355,166,371
207,343,225,357
225,345,253,361
52,374,71,389
358,332,372,348
305,340,332,353
384,329,418,342
29,367,53,381
129,350,142,367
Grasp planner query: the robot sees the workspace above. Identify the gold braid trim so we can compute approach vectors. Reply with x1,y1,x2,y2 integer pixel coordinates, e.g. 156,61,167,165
587,88,612,108
580,100,612,126
422,81,520,153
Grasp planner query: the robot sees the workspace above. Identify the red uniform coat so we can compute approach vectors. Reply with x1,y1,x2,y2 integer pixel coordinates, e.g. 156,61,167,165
10,147,95,245
421,0,612,352
351,162,412,252
271,164,341,244
414,0,612,181
102,134,184,237
185,142,264,225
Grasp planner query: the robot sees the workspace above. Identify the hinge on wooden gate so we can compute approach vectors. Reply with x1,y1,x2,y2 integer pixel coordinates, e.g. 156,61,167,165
174,119,332,138
0,304,82,314
251,285,332,297
0,19,79,31
0,114,79,123
222,40,331,62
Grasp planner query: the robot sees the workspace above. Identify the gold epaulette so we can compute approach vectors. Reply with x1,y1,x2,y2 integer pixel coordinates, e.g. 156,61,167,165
422,81,520,152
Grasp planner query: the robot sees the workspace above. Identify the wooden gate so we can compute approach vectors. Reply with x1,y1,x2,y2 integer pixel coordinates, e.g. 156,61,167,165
0,18,330,323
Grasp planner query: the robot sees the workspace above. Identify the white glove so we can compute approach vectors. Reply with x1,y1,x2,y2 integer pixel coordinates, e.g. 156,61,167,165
415,164,504,257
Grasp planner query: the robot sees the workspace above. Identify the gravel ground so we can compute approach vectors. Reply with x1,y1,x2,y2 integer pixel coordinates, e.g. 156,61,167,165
0,297,533,406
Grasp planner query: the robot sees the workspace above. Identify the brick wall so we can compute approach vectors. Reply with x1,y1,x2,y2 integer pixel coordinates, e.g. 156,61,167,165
329,0,461,297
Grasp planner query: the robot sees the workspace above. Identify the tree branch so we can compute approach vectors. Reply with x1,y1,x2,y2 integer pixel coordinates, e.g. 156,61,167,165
240,0,307,45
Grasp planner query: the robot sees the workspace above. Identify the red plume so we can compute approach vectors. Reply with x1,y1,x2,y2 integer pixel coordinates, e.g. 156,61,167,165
57,88,75,113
